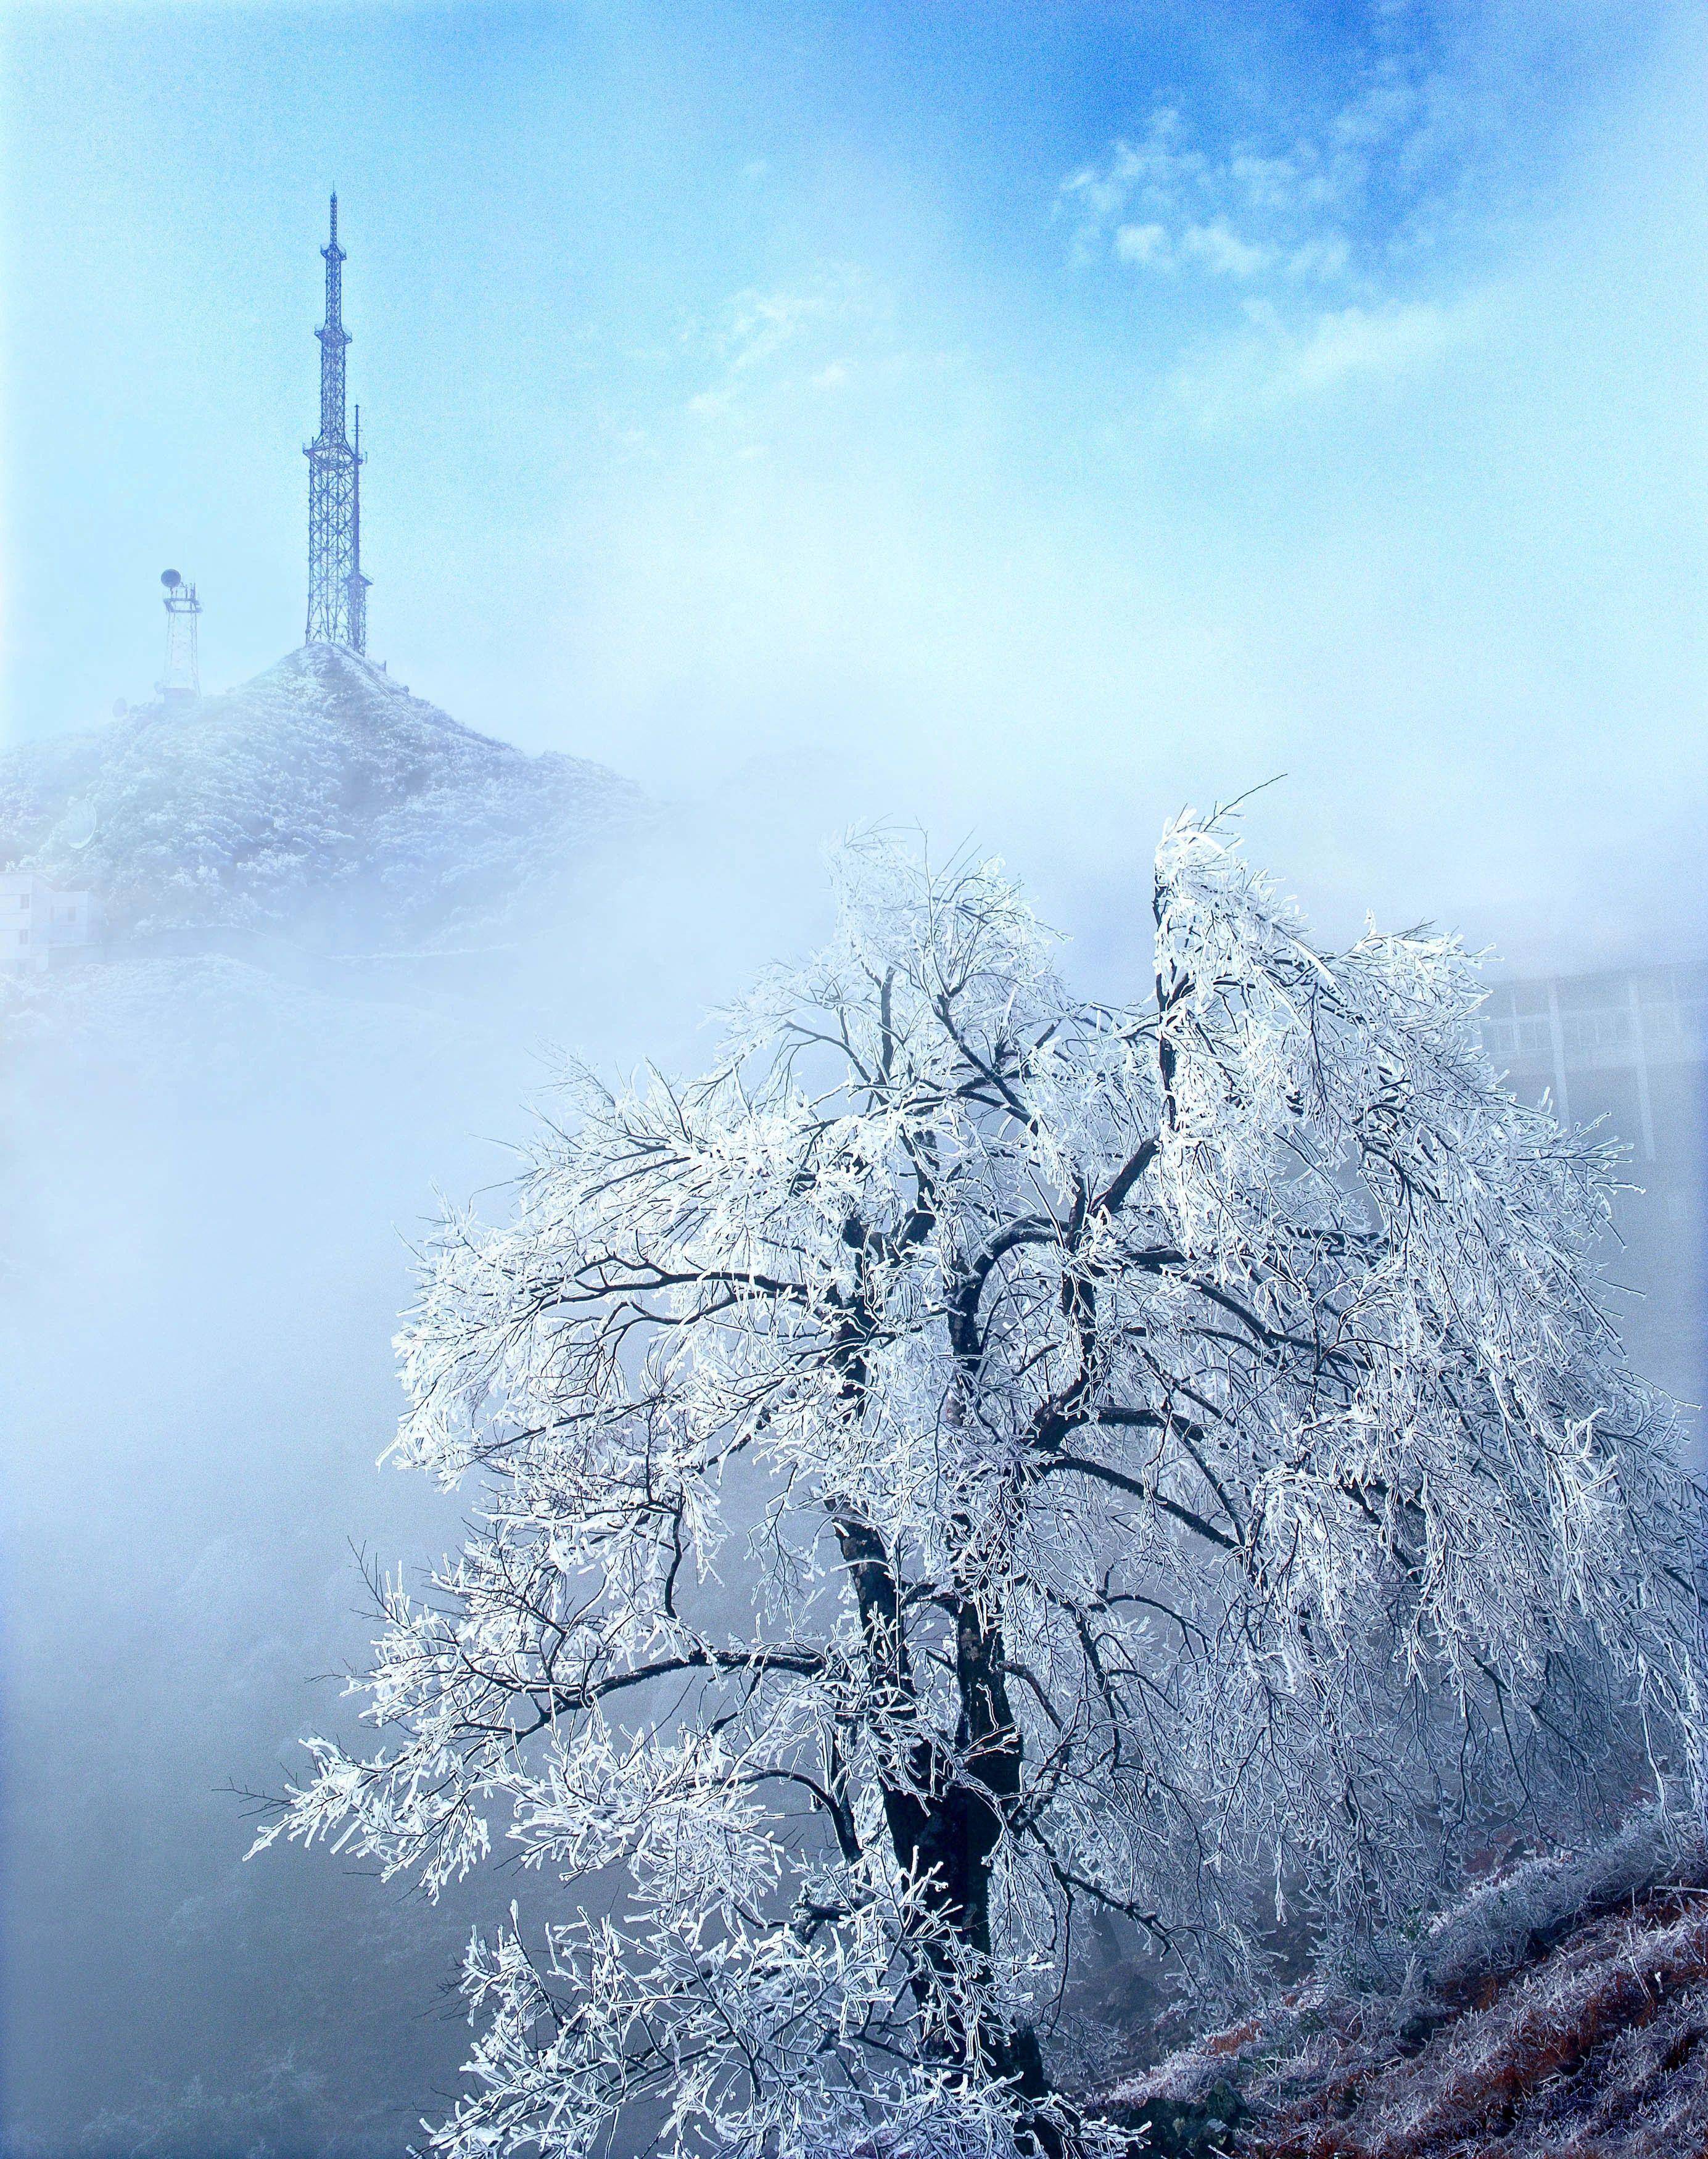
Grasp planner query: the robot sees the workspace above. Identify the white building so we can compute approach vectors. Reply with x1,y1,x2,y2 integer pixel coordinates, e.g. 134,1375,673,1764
0,870,101,973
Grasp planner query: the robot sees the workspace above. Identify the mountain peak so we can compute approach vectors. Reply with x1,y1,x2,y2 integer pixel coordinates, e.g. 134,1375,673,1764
1,651,643,949
258,640,401,699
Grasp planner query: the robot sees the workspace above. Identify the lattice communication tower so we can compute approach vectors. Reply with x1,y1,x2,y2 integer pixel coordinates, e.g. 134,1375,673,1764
304,194,370,651
159,569,201,699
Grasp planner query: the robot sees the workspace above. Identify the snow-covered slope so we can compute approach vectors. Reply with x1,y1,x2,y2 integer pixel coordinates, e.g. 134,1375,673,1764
1101,1818,1708,2157
0,644,645,946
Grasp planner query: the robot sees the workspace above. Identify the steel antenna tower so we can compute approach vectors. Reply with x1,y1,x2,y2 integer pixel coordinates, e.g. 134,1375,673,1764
158,569,201,698
304,193,369,651
346,403,370,654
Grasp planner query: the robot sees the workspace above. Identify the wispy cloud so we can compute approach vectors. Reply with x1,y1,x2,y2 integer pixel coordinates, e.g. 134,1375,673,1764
1171,295,1476,424
1058,105,1359,292
1277,300,1462,392
684,266,889,417
1113,220,1171,268
1053,5,1537,416
1181,220,1271,278
1056,10,1471,304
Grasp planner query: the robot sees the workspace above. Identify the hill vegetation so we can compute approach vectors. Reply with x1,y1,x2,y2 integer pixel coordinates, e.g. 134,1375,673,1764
0,643,644,948
1107,1818,1708,2157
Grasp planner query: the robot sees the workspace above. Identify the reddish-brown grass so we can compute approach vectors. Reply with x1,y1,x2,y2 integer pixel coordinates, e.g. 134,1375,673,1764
1240,1889,1708,2158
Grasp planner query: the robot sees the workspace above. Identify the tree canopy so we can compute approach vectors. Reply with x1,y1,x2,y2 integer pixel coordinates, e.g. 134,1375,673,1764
260,818,1705,2159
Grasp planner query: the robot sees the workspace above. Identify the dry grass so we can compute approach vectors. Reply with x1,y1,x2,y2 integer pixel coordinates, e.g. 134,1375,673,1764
1244,1888,1708,2157
1097,1823,1708,2158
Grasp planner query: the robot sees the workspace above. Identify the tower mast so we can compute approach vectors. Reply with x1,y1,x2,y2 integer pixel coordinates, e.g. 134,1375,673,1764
158,570,202,699
347,403,369,654
304,193,369,652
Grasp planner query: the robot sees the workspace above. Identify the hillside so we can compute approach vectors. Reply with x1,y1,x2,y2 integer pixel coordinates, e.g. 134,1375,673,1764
0,644,645,947
1104,1818,1708,2158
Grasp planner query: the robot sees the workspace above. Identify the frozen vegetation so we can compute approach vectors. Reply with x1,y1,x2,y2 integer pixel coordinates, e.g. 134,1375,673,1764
4,643,1700,2153
1108,1815,1708,2155
0,642,645,947
259,819,1707,2159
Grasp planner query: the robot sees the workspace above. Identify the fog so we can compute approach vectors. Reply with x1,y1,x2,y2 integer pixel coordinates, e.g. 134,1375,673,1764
5,778,1703,2156
4,2,1707,2152
0,817,851,2154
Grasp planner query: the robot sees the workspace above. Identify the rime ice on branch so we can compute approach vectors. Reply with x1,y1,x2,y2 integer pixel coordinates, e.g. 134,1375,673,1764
258,816,1706,2159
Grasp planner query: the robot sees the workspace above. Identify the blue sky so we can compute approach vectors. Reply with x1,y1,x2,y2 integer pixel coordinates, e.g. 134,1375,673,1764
2,0,1705,969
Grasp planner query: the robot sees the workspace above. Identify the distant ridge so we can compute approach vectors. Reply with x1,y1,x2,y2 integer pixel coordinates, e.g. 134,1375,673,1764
0,645,645,947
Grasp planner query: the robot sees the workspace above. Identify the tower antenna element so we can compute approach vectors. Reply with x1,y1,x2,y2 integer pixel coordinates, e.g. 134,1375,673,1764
304,192,370,652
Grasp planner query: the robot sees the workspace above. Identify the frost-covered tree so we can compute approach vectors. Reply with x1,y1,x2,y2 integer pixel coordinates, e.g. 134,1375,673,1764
259,819,1704,2159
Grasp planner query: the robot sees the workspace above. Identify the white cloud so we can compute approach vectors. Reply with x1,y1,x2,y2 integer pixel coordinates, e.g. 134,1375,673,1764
1113,221,1171,266
1060,144,1141,225
1181,220,1269,277
1056,12,1480,300
1286,234,1351,281
1228,152,1304,210
1332,71,1420,152
1276,300,1461,392
1061,115,1340,289
686,267,885,416
721,287,830,374
1057,109,1202,265
1171,297,1474,423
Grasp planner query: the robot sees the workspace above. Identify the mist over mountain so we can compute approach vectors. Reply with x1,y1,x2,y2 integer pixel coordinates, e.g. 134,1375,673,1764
0,643,645,949
0,646,677,2158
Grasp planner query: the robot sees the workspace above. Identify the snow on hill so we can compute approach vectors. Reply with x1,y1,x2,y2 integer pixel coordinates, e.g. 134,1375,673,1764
0,644,645,947
1100,1815,1708,2157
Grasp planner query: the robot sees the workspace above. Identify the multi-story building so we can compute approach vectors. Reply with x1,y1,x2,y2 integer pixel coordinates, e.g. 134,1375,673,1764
0,870,101,974
1480,964,1706,1406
